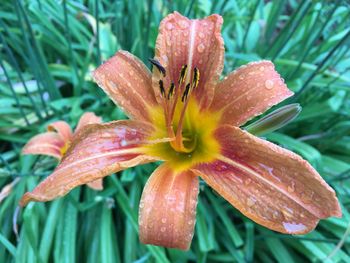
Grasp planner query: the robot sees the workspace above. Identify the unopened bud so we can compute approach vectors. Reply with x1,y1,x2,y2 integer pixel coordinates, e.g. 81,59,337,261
245,103,302,136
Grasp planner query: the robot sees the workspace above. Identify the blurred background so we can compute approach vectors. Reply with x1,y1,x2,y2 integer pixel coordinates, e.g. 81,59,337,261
1,0,350,262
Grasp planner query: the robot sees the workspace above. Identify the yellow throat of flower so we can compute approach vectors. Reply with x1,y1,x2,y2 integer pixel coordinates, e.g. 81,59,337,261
142,64,221,171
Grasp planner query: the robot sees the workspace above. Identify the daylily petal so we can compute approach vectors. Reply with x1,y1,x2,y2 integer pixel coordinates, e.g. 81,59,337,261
75,112,103,190
75,112,102,134
210,61,293,126
20,121,159,206
139,164,199,250
86,179,103,190
192,125,341,234
47,121,73,142
92,51,157,122
154,12,224,109
22,132,65,159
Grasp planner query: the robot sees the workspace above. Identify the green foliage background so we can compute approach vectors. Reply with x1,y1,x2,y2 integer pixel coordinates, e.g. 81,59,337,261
1,0,350,262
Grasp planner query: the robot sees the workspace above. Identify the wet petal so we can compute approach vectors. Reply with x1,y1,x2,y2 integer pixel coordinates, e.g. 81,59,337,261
75,112,102,134
20,121,159,206
210,61,293,126
22,132,65,159
86,179,103,190
93,51,157,122
47,121,73,142
74,112,104,190
192,125,341,234
139,164,199,250
154,12,224,109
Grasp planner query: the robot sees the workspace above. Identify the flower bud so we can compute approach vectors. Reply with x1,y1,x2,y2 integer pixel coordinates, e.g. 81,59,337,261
246,103,301,136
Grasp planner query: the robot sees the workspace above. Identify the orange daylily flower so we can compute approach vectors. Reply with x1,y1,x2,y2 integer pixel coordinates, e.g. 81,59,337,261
20,12,341,250
22,112,103,190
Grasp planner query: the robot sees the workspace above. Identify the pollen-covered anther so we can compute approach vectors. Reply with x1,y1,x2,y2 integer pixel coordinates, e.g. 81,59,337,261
167,82,175,100
178,65,188,85
149,58,166,77
192,67,200,89
181,83,191,102
159,80,166,98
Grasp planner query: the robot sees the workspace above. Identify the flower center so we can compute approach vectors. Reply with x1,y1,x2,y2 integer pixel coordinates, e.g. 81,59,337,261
150,60,200,153
144,60,221,171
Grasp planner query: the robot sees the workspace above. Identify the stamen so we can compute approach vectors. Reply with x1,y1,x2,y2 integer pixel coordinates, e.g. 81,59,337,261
149,58,166,77
181,83,191,102
178,65,188,84
192,67,200,89
167,82,175,99
159,80,166,97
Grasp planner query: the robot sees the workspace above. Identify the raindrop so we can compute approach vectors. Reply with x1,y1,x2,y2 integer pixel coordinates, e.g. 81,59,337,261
161,227,166,232
287,181,295,193
166,23,174,30
282,222,307,233
199,32,205,38
197,43,205,53
282,207,294,219
247,197,256,207
161,55,169,67
265,80,274,90
179,20,189,29
161,218,167,223
259,66,265,71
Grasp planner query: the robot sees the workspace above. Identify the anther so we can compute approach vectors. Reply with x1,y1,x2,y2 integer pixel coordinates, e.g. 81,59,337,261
159,80,166,97
181,83,191,102
149,58,166,77
167,82,175,99
192,67,200,89
178,65,188,84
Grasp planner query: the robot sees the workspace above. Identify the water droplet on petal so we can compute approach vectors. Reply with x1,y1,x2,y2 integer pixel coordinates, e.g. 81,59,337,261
283,222,307,233
161,55,169,67
166,22,174,30
197,43,205,53
287,182,295,193
259,66,265,71
247,197,256,207
179,20,189,29
161,218,167,223
199,32,205,38
161,226,166,232
265,80,274,89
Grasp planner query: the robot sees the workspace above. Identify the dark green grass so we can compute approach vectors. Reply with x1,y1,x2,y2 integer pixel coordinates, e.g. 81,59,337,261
1,0,350,262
